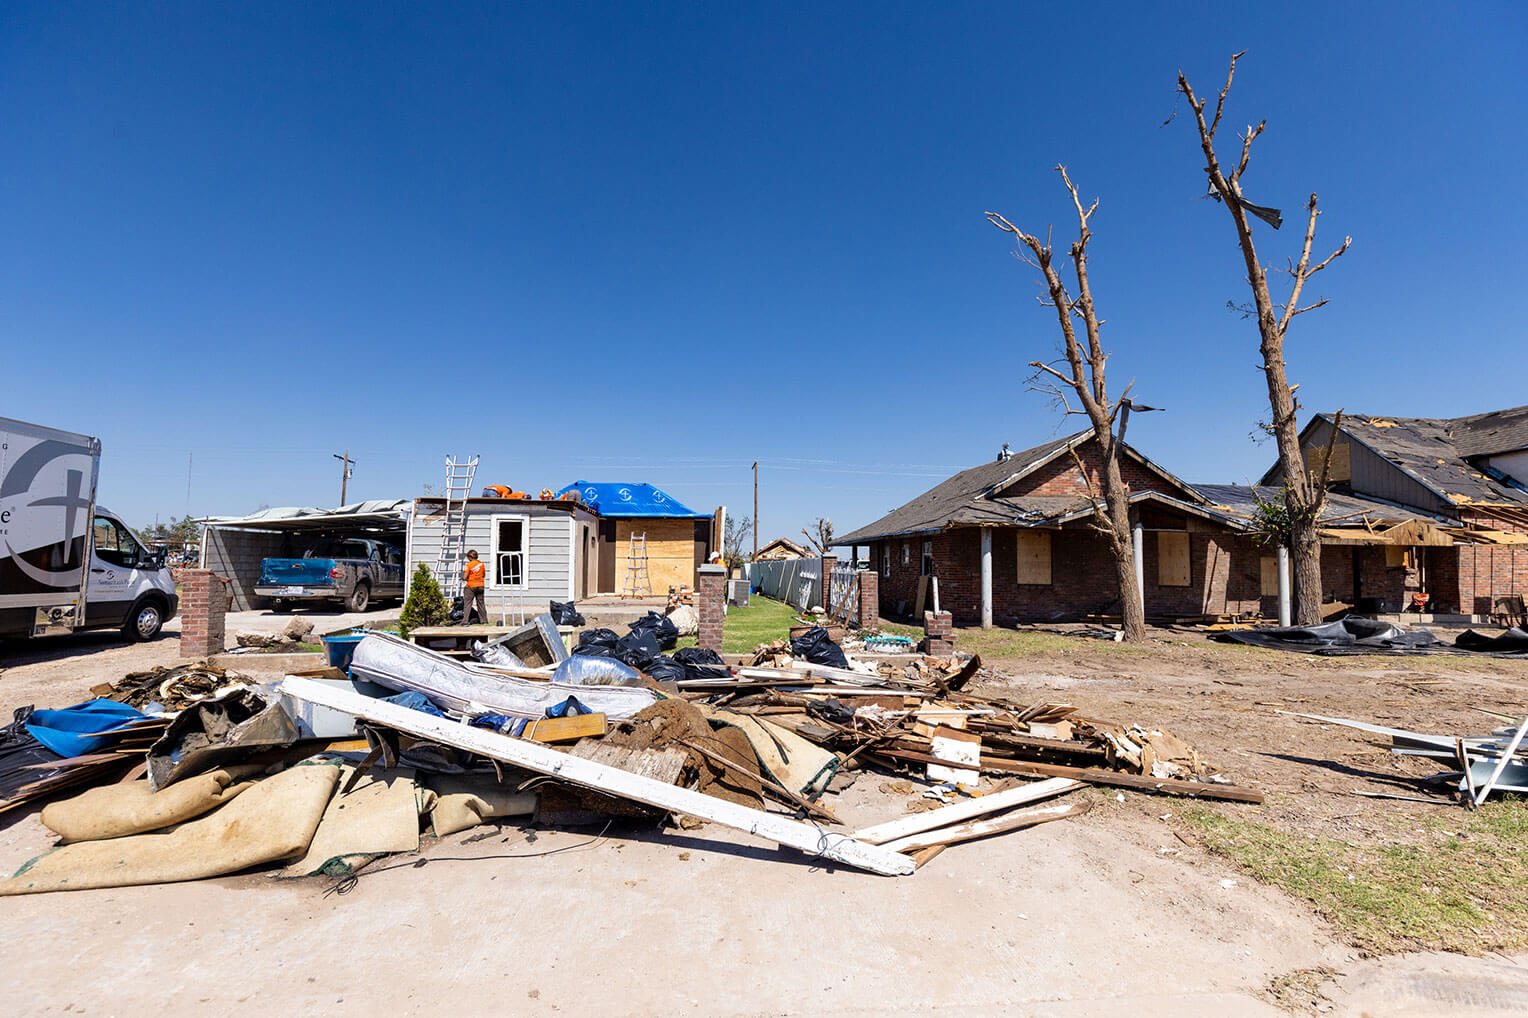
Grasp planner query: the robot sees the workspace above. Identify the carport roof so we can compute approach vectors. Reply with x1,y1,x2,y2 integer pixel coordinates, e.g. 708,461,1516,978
201,499,411,531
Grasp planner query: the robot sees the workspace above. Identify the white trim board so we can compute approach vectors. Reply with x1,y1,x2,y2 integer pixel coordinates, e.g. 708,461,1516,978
279,677,915,876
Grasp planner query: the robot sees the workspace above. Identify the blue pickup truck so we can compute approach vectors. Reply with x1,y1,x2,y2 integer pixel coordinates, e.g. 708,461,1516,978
255,538,405,612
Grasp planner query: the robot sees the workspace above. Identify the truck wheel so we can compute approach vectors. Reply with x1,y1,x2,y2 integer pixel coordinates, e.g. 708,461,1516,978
123,599,164,642
348,583,370,613
270,598,288,613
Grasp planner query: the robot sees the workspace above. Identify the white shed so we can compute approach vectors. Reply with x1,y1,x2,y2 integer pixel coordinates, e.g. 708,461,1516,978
407,497,599,608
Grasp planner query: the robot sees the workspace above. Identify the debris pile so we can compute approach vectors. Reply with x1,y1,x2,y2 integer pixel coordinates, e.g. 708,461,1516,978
0,614,1260,896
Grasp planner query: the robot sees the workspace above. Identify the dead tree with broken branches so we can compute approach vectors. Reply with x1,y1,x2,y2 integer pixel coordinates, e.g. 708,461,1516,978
1178,53,1350,626
988,168,1147,642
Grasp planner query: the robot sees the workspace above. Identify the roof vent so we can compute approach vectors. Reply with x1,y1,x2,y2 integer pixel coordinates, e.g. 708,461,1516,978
997,443,1012,463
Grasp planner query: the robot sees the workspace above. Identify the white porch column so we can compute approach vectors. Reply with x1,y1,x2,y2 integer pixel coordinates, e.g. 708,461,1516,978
1277,544,1292,626
980,528,993,629
1132,521,1145,606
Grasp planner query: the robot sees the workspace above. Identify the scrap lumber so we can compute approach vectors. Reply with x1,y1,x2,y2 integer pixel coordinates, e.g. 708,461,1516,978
870,748,1263,803
280,677,915,876
852,776,1082,845
521,713,609,744
881,799,1090,854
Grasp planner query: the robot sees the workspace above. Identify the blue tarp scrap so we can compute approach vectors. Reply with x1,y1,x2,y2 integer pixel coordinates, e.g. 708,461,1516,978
24,700,147,758
555,481,710,519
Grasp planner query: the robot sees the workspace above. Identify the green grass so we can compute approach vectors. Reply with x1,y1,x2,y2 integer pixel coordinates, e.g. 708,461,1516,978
1181,801,1528,955
672,595,807,655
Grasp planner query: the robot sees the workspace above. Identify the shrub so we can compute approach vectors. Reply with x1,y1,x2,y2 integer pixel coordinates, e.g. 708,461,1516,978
399,563,450,636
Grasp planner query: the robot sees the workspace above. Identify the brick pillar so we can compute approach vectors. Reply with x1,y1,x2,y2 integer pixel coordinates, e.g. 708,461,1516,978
697,564,726,653
924,610,954,656
820,554,837,611
180,570,229,659
855,570,879,629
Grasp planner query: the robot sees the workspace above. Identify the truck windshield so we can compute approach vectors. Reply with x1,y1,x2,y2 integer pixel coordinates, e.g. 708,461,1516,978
93,516,143,569
304,540,372,559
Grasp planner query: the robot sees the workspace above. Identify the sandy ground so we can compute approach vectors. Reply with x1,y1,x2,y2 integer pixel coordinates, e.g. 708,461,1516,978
2,617,1528,1016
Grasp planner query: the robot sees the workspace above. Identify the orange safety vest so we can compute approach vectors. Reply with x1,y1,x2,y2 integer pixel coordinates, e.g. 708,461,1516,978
463,560,486,588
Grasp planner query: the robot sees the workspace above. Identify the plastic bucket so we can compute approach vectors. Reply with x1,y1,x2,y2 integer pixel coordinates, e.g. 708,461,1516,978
321,634,366,670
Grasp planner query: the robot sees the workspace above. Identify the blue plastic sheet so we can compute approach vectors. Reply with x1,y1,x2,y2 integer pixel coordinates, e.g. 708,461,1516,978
24,699,146,758
555,481,709,519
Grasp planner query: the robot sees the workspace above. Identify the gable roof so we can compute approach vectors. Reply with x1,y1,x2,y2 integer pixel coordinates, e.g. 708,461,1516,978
755,537,810,558
1263,411,1528,506
833,430,1207,545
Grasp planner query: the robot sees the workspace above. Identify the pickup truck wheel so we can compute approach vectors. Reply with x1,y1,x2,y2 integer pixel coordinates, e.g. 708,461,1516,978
123,599,164,642
270,598,288,613
347,583,370,613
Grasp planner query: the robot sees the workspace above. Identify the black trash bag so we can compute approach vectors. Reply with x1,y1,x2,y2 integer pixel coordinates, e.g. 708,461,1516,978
673,646,729,681
644,655,687,686
449,596,465,624
573,628,622,657
549,600,587,627
628,611,679,650
790,626,849,668
613,629,661,672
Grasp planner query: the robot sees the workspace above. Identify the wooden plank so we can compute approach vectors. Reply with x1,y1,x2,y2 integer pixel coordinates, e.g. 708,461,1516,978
1016,530,1052,585
522,713,609,743
928,725,980,788
913,576,928,618
1158,531,1190,587
882,799,1087,853
280,677,915,876
871,747,1264,804
852,776,1081,845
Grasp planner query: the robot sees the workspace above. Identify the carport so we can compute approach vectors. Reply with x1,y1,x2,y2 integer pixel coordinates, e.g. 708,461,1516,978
199,500,411,610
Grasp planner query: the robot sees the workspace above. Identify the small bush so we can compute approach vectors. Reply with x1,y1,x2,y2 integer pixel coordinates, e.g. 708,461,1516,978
399,564,450,636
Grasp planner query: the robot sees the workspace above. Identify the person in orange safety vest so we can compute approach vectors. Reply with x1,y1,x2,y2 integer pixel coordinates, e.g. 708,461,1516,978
462,549,487,625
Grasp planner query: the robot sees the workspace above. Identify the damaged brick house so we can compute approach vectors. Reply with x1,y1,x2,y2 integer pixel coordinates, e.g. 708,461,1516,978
1255,406,1528,618
833,411,1527,628
832,431,1273,627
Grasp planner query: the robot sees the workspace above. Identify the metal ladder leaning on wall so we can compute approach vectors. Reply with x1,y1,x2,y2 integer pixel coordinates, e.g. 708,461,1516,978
433,454,479,605
622,532,652,598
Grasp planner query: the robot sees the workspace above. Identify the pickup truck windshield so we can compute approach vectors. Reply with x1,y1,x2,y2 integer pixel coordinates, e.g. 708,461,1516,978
304,540,373,559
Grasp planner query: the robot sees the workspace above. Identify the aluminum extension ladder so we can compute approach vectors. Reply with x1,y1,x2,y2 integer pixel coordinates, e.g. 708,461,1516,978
434,454,479,603
622,532,651,598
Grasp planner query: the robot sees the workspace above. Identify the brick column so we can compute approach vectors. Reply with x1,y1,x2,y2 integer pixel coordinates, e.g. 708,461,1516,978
820,554,837,611
180,570,229,659
855,570,880,629
697,564,726,652
924,610,954,656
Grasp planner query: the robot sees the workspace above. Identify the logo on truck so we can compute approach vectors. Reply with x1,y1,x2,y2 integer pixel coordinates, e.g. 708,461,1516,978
1,440,93,589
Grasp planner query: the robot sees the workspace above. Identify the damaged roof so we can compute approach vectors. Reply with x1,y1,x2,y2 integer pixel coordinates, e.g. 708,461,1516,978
833,431,1209,545
1190,484,1453,527
1264,410,1528,506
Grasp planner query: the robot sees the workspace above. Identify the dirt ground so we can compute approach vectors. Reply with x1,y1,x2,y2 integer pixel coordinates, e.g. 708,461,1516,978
3,616,1528,1016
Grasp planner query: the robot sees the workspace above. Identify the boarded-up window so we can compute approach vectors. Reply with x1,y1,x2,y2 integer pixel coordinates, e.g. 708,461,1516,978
1157,531,1190,587
1305,441,1352,483
1016,531,1052,585
1260,556,1279,596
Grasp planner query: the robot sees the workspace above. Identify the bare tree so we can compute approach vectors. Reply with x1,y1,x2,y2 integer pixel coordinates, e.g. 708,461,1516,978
1178,53,1350,625
988,168,1147,642
800,517,834,555
723,514,752,570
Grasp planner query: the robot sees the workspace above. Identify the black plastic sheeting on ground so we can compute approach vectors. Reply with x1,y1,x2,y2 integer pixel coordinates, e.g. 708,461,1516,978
0,707,64,802
1213,618,1528,656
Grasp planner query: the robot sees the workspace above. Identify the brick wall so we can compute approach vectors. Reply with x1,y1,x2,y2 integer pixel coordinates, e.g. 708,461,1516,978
697,564,725,652
1457,545,1528,616
924,611,954,655
855,570,879,629
1012,441,1182,499
179,569,229,659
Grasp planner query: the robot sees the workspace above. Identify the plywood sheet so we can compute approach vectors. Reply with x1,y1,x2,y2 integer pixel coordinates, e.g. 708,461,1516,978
616,519,696,593
1259,556,1279,596
1157,531,1190,587
1016,530,1052,585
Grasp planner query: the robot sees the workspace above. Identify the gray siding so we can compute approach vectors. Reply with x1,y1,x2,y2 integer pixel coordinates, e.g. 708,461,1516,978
1303,418,1448,512
409,502,590,604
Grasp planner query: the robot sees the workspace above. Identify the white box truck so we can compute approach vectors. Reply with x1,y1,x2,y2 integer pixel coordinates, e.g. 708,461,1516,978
0,417,178,642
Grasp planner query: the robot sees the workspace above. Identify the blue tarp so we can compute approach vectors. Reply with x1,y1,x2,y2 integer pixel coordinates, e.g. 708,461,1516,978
556,481,710,519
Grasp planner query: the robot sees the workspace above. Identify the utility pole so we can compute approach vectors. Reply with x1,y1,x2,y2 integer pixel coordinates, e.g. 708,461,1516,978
752,461,758,560
333,451,354,505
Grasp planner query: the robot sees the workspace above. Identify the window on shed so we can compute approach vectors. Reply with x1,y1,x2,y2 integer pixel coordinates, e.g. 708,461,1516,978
1157,531,1190,587
494,519,526,586
1016,531,1052,585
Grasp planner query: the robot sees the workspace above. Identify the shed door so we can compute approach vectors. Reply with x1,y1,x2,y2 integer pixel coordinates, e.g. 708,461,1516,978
598,520,617,593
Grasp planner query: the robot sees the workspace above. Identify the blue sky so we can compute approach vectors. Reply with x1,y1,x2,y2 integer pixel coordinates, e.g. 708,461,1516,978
3,3,1524,543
